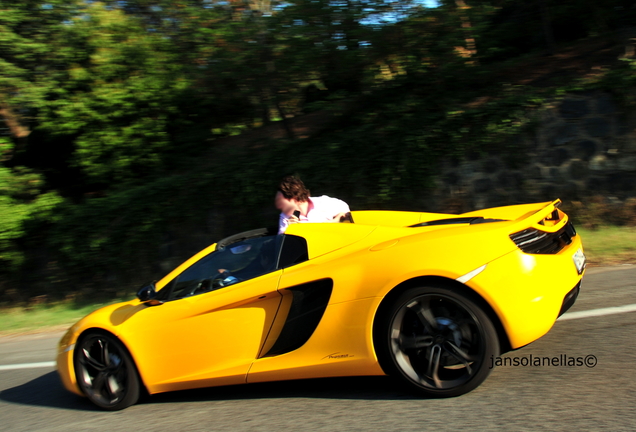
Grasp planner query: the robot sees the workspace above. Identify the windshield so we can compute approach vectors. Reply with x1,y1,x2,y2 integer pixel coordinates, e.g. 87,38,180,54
158,235,281,301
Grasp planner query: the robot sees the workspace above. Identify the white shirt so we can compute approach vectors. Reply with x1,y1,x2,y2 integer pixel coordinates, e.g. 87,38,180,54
278,195,350,234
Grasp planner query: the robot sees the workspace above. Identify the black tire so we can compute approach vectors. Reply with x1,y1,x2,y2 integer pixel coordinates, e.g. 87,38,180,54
74,331,141,410
374,285,499,398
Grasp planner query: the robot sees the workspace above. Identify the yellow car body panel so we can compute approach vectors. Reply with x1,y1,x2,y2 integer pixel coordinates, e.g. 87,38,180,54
59,271,284,394
119,271,283,393
465,235,584,348
58,199,585,401
248,297,386,383
285,223,377,259
57,300,142,396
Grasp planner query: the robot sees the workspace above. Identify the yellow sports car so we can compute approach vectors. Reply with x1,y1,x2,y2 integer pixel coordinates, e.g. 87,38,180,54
57,199,585,410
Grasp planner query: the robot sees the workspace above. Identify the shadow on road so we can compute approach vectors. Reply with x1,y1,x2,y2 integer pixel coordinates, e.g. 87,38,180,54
144,376,421,406
0,372,420,410
0,371,98,411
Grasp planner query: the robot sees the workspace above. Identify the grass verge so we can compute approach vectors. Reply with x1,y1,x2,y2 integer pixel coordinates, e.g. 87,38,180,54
1,226,635,336
578,226,636,266
0,301,125,336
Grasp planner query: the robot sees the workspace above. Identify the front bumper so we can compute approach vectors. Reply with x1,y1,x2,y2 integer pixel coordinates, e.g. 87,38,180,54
558,282,581,318
56,329,83,396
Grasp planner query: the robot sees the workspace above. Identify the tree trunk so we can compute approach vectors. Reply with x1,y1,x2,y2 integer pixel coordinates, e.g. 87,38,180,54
455,0,478,65
0,102,30,139
0,102,29,161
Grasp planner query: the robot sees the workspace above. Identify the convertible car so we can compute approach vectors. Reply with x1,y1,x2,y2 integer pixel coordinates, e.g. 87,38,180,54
57,199,585,410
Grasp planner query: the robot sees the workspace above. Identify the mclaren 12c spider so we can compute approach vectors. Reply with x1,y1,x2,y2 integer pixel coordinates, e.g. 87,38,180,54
57,199,586,410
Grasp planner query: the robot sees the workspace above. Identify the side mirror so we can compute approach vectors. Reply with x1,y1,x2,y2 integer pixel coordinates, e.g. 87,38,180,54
137,282,162,305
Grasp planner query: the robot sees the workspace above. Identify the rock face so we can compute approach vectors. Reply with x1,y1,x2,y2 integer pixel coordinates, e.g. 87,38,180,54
434,92,636,212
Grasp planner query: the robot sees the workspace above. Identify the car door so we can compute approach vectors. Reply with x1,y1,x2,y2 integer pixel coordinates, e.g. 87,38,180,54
117,236,283,393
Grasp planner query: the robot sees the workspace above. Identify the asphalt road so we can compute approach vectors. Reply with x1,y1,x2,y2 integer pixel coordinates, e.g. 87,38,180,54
1,266,635,431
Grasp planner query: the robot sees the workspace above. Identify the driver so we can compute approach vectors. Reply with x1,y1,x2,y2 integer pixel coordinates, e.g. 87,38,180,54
215,238,277,286
275,175,350,234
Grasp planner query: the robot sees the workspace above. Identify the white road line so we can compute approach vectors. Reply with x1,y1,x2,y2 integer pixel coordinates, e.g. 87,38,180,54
558,303,636,321
0,361,55,371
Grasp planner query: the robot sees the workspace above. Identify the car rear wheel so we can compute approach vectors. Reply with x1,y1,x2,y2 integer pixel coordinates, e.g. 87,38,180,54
74,331,141,410
375,285,499,397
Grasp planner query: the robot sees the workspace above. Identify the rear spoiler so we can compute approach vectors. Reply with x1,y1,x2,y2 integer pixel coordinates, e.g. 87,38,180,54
514,199,568,233
350,199,568,231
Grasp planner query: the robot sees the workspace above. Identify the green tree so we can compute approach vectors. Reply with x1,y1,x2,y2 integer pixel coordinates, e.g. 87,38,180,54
0,0,80,157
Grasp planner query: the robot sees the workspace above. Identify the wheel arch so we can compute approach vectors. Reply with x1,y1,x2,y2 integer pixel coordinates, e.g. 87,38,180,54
373,276,512,355
74,327,150,397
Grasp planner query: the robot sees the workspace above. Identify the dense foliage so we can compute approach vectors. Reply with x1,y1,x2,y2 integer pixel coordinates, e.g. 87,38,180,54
2,0,636,303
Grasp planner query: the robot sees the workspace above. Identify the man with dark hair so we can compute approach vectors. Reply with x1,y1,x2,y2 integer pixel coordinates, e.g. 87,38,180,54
275,175,350,234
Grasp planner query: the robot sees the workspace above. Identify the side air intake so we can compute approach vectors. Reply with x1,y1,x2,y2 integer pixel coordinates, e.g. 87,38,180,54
265,279,333,356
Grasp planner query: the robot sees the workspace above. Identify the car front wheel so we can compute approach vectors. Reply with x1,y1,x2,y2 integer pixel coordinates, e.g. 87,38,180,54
74,331,141,410
375,285,499,397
